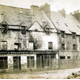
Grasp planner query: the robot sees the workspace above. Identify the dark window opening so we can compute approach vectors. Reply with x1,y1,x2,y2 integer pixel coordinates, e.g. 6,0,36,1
61,44,65,50
27,56,34,68
72,32,76,39
67,56,70,59
14,43,21,50
60,56,65,59
73,44,77,50
21,26,26,34
0,57,8,69
35,29,38,31
61,31,65,38
2,24,8,33
48,42,53,49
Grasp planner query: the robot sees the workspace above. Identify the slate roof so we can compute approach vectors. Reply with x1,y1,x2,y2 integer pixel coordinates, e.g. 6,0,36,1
51,11,80,35
0,4,32,27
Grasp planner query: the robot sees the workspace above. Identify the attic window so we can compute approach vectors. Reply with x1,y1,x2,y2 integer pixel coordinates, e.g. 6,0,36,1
21,26,26,34
35,29,38,31
56,22,59,25
65,23,68,27
72,32,76,39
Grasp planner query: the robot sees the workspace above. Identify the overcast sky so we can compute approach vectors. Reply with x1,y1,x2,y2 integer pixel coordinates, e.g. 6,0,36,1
0,0,80,14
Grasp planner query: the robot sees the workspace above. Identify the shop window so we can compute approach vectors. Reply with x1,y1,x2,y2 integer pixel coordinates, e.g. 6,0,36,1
1,41,7,50
72,32,76,39
73,44,77,50
0,57,8,69
60,56,65,59
27,56,34,68
61,44,65,50
48,42,53,49
61,31,65,38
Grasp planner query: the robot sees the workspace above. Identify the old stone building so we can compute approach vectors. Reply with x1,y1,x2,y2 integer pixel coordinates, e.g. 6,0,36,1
0,3,80,72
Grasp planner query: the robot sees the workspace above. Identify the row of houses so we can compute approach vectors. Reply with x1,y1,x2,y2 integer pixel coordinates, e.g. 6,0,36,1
0,3,80,72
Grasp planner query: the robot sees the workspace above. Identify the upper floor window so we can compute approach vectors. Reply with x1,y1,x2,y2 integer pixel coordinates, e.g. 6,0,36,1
61,31,65,38
21,26,26,34
72,32,76,39
1,41,7,50
61,44,65,50
48,42,53,50
14,43,21,50
73,44,77,50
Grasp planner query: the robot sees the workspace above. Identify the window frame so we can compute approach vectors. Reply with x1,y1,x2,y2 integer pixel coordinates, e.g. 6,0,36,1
48,42,53,50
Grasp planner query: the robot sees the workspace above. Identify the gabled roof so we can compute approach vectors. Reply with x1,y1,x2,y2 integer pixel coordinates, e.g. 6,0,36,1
0,4,32,27
51,11,80,35
29,21,44,31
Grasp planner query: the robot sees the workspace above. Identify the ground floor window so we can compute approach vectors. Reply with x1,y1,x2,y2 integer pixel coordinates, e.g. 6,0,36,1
0,57,8,69
27,56,34,68
13,57,21,70
60,56,65,59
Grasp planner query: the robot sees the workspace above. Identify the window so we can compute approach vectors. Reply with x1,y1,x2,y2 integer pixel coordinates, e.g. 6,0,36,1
48,42,53,49
14,43,21,50
0,57,8,69
21,26,26,34
1,41,7,50
67,56,70,59
60,56,65,59
65,23,68,27
61,31,65,38
79,37,80,43
61,44,65,50
2,24,7,33
27,56,34,68
73,44,77,50
72,32,76,39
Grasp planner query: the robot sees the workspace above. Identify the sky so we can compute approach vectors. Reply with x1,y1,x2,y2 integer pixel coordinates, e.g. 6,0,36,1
0,0,80,14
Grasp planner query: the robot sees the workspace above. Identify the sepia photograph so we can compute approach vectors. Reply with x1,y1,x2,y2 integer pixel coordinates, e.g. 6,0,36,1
0,0,80,79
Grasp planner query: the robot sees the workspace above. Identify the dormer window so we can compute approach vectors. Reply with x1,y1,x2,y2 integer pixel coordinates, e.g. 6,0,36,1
72,32,76,39
21,26,26,34
61,31,65,38
2,24,8,33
